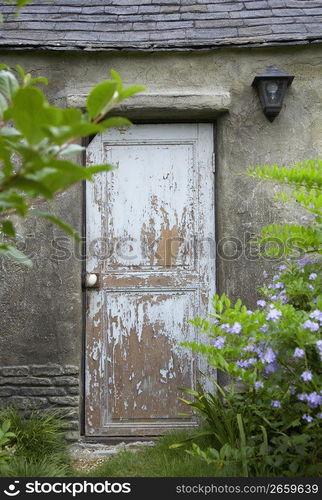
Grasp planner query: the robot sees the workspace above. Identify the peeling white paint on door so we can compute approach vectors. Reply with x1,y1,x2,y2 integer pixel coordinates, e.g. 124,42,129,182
85,124,215,436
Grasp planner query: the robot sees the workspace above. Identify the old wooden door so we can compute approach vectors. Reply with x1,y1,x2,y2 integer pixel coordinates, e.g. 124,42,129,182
85,123,215,436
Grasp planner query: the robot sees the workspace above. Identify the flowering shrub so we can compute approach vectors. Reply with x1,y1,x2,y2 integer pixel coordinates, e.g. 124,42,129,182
183,287,321,475
186,289,321,418
181,159,321,476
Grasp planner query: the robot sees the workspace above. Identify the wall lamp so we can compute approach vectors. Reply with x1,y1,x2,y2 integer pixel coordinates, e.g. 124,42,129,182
252,66,294,122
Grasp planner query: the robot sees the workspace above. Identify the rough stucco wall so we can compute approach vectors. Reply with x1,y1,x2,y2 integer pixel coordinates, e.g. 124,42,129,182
0,185,83,367
0,44,321,414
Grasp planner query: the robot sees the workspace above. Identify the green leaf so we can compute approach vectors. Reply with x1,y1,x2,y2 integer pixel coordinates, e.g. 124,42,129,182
33,211,80,241
316,295,322,309
11,87,62,145
0,243,32,266
86,81,118,119
120,85,146,100
5,177,53,198
60,144,85,156
15,64,26,83
30,76,48,86
16,0,33,6
110,69,122,85
0,70,19,102
67,122,104,138
61,107,83,125
0,192,28,216
1,220,15,238
100,116,132,128
0,93,7,118
1,420,10,433
86,164,115,175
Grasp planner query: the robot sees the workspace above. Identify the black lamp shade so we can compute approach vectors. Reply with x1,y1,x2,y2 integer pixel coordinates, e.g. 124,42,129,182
252,67,294,122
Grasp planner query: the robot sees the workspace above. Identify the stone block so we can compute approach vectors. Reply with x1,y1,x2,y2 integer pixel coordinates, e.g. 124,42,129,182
18,387,67,397
31,365,64,377
65,431,80,442
63,365,79,376
48,396,79,406
66,387,80,395
8,396,48,410
0,387,16,397
1,366,29,377
0,377,51,386
52,376,79,387
62,409,79,420
61,420,79,430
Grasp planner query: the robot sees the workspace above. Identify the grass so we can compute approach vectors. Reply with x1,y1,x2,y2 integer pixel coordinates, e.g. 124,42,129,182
0,407,232,477
85,430,218,477
0,407,71,477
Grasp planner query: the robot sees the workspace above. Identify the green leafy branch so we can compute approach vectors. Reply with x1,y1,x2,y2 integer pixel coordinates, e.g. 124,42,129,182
0,64,145,264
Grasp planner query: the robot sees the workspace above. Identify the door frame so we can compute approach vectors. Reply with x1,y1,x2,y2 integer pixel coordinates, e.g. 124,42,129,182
80,120,218,439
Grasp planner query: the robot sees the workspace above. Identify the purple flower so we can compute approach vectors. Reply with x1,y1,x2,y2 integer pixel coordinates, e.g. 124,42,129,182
317,413,322,419
221,323,230,332
260,324,268,333
257,300,266,307
303,320,319,332
265,362,278,374
310,310,322,322
293,347,305,359
298,257,312,267
307,392,322,408
237,360,249,369
302,414,313,423
237,358,257,369
301,370,313,382
297,393,308,402
247,310,253,315
279,294,289,304
300,216,308,222
266,308,282,322
273,274,281,281
290,386,296,395
229,322,242,335
309,273,317,280
244,343,257,353
271,400,281,408
316,340,322,350
254,381,264,390
316,340,322,361
279,264,287,271
263,347,277,364
214,336,226,349
268,282,284,290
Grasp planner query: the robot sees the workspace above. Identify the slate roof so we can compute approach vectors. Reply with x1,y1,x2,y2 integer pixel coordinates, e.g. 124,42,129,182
0,0,322,51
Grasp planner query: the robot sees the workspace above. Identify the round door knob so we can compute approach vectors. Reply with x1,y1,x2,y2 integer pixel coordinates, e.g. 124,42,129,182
84,273,100,288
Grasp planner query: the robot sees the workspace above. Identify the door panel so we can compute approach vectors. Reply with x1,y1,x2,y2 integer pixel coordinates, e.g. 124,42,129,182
85,124,215,436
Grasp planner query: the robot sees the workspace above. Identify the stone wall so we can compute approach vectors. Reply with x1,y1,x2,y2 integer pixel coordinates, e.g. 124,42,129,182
0,364,80,439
